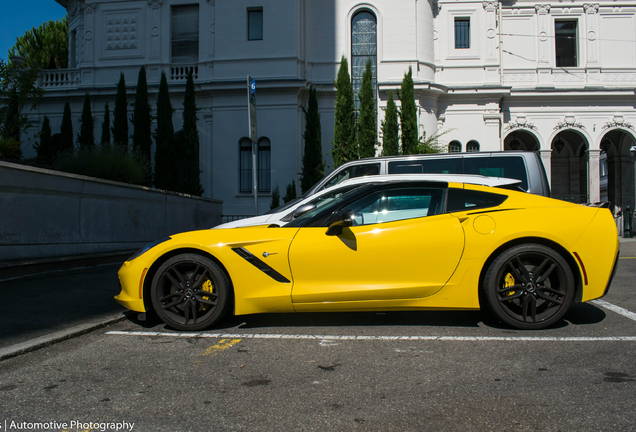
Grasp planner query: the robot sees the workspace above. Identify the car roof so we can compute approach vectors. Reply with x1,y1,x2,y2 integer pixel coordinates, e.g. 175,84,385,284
329,173,521,190
342,151,537,164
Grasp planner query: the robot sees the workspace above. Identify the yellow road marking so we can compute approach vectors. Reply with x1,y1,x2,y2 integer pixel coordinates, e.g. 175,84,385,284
195,338,241,366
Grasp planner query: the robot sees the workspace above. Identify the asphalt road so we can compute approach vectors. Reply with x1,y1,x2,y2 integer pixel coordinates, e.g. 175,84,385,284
0,240,635,431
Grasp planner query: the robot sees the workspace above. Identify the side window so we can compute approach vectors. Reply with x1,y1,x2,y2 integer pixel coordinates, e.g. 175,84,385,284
281,185,359,222
446,188,507,212
346,187,446,226
322,163,381,190
388,158,463,175
464,156,529,191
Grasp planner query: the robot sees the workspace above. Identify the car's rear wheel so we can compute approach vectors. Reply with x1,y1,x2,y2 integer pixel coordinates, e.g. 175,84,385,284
483,244,575,330
151,253,230,331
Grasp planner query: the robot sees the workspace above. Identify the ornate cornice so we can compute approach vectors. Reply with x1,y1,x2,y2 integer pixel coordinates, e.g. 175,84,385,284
483,1,499,11
603,119,634,130
554,120,585,131
147,0,163,6
535,4,551,14
505,121,537,132
583,3,599,13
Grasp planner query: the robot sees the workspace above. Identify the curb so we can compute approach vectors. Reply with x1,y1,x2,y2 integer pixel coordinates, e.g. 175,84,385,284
0,313,128,362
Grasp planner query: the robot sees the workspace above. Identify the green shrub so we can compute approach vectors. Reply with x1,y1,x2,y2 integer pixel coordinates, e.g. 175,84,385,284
0,137,22,161
53,145,150,185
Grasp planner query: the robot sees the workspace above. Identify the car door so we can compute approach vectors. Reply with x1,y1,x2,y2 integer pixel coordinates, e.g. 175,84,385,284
288,185,465,306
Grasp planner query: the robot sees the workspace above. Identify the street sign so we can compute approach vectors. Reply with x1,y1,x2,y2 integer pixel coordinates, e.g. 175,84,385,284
247,76,258,215
248,76,257,143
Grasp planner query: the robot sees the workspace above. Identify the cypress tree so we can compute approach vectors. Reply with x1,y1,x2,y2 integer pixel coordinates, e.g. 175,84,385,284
112,73,129,150
400,66,418,155
101,103,111,146
283,180,297,203
270,184,281,210
332,55,356,168
35,116,54,164
181,70,203,195
301,87,325,194
59,102,74,154
2,88,21,141
77,93,94,149
357,58,376,159
381,90,399,156
132,66,152,177
154,72,176,190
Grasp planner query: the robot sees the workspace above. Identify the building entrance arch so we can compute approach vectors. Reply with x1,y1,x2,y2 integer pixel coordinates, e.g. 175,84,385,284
599,128,636,213
550,130,589,203
503,129,540,151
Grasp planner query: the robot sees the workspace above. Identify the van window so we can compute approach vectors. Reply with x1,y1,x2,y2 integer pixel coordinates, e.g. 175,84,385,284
322,163,381,190
464,156,528,191
388,158,463,175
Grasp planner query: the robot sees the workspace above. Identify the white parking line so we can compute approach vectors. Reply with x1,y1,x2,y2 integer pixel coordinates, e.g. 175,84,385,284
106,331,636,342
590,299,636,322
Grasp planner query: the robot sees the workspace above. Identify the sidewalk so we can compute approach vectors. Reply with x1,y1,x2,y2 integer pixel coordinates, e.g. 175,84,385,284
0,254,132,360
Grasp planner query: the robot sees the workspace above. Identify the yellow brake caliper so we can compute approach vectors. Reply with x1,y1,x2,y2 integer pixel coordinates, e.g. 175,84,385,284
503,273,515,298
201,279,214,310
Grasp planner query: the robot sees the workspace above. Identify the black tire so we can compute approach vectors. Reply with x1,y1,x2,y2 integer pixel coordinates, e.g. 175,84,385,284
483,244,575,330
151,253,230,331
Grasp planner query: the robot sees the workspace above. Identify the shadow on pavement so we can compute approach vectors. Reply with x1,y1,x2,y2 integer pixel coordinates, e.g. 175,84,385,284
124,302,608,333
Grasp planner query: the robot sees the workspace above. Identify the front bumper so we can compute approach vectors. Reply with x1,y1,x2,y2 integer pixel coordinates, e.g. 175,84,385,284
114,260,147,312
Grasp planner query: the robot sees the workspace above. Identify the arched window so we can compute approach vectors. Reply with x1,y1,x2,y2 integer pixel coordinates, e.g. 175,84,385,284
466,141,480,152
239,137,271,193
351,10,377,113
239,138,253,193
448,141,461,153
258,137,271,193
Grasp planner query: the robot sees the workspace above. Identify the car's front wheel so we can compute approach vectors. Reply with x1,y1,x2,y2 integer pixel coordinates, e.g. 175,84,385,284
483,244,575,330
151,253,230,331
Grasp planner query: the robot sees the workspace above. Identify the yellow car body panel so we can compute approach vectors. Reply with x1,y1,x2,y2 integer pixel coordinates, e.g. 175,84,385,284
116,183,619,326
289,213,464,305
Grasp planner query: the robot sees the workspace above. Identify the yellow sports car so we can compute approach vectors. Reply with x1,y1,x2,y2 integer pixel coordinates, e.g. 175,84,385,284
116,176,619,330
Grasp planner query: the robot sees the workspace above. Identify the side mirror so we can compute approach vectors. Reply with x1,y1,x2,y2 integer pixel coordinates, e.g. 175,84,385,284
325,210,354,236
293,203,316,219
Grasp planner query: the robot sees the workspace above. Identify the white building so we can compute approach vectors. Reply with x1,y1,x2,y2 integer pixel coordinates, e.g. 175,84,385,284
23,0,636,217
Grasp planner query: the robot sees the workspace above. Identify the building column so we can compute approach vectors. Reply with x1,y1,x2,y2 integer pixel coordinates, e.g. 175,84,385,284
82,3,96,64
539,149,552,185
483,1,500,83
588,149,601,203
484,107,502,150
584,4,600,67
535,4,552,86
147,0,162,60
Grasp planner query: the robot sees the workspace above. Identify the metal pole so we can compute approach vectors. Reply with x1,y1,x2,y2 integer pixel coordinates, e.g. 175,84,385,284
252,140,258,215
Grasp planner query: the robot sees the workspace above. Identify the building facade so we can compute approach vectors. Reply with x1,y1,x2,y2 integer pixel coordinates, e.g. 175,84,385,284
23,0,636,216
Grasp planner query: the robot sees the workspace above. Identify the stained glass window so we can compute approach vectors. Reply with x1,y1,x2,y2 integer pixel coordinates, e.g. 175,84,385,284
351,11,377,113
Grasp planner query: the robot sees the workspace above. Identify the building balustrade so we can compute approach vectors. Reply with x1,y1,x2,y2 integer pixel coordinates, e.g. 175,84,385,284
40,69,81,88
170,64,199,81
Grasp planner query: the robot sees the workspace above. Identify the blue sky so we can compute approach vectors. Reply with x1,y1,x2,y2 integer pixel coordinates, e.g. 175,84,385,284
0,0,67,63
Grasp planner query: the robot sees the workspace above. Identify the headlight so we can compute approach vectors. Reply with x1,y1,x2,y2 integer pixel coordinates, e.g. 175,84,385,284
127,237,171,262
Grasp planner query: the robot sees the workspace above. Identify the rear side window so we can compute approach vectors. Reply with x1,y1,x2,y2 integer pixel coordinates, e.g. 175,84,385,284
446,188,507,212
389,158,463,174
322,163,381,190
464,157,528,191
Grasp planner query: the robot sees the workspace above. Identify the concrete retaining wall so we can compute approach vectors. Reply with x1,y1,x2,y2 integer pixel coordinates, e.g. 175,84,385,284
0,161,223,261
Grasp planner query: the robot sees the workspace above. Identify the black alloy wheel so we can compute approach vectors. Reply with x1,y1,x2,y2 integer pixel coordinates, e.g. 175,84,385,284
151,253,230,331
483,244,575,330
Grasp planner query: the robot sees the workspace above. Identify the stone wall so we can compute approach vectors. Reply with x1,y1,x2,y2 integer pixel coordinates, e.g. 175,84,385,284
0,161,223,261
